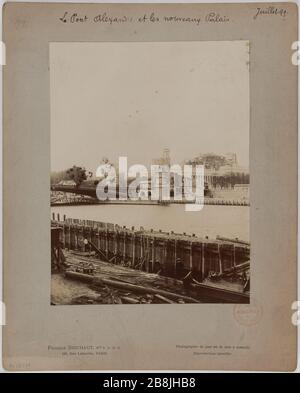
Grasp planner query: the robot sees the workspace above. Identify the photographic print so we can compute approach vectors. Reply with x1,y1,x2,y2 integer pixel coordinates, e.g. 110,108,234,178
50,41,250,305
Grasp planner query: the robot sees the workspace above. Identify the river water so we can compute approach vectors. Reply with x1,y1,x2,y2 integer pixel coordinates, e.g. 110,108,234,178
51,204,250,242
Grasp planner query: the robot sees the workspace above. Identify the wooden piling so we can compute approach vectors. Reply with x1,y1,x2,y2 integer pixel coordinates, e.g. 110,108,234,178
51,218,250,281
218,244,223,274
189,241,193,271
233,244,236,267
123,230,126,262
105,225,109,260
201,243,205,280
132,232,135,267
174,240,177,275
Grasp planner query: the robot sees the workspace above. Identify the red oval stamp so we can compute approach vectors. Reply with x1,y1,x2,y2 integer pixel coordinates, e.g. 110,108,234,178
233,299,263,326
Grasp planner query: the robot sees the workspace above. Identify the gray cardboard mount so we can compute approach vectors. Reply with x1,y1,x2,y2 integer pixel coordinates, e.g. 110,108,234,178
2,2,298,370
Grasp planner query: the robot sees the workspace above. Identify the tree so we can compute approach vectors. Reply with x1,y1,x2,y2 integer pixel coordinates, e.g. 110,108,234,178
66,166,87,186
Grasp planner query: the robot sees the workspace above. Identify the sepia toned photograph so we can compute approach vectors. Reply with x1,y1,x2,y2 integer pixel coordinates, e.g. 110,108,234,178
50,41,250,305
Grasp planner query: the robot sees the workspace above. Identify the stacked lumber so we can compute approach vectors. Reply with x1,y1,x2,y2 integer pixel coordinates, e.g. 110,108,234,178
65,271,200,304
63,250,200,304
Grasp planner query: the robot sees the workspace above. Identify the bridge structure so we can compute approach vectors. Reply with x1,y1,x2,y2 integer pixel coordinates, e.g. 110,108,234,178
51,182,98,199
50,182,249,206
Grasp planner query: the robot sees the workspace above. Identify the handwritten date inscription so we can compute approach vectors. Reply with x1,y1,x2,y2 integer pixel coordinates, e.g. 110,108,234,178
253,7,287,20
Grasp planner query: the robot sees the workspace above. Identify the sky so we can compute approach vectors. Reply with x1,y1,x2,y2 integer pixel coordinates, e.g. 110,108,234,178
50,41,249,173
